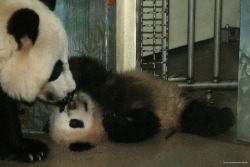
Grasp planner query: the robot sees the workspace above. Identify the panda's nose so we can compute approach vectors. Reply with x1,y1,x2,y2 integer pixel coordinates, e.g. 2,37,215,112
62,91,75,104
58,91,75,112
66,91,75,102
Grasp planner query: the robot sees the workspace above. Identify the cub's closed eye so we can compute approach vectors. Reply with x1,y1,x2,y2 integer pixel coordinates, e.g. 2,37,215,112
48,60,63,82
68,101,77,110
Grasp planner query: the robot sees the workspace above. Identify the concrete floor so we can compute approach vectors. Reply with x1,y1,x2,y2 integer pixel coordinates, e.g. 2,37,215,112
1,39,250,167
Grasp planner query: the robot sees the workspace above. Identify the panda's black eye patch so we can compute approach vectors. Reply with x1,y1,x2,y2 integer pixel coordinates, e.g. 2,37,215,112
69,119,84,128
48,60,63,82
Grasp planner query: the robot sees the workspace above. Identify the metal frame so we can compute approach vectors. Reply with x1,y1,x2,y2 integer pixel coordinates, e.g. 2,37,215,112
213,0,222,83
181,0,237,90
137,0,169,78
187,0,195,84
137,0,238,90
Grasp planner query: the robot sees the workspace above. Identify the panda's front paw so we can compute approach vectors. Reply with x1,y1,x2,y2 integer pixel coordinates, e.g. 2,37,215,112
1,138,49,162
69,142,94,152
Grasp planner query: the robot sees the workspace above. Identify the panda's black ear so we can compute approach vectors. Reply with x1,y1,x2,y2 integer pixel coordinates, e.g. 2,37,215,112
40,0,57,11
7,9,39,50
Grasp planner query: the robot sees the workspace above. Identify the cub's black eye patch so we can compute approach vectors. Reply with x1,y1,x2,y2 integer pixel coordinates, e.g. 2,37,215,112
48,60,63,82
69,119,84,128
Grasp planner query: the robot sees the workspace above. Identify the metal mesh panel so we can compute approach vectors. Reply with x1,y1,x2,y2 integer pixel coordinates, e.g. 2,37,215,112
137,0,169,79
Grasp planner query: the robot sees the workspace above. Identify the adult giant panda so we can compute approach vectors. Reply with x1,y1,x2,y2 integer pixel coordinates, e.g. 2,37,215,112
49,56,235,151
0,0,75,162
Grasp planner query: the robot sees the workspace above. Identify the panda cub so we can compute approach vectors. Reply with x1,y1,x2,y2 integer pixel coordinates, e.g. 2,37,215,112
50,92,106,152
49,56,235,151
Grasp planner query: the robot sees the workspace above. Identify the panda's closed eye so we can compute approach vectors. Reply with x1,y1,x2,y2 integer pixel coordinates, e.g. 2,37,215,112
48,60,63,82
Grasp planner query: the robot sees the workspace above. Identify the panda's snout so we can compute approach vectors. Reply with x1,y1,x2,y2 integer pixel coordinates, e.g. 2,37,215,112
59,91,75,104
65,91,75,103
57,91,75,112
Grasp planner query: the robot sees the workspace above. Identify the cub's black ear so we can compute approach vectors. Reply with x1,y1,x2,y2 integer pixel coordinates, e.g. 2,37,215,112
40,0,56,11
7,9,39,50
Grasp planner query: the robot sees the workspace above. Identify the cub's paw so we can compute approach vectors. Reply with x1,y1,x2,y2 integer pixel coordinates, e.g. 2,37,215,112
1,138,49,162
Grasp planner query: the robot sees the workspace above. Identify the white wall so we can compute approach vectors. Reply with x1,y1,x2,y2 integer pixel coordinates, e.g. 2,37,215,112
116,0,137,72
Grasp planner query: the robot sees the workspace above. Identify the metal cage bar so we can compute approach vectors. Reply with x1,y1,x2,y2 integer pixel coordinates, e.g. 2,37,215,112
161,0,168,79
213,0,222,82
136,0,238,90
136,0,142,68
187,0,195,83
137,0,169,78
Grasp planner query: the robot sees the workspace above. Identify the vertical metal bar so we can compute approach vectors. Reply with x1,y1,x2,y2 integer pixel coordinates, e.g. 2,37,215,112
140,0,144,71
213,0,222,83
187,0,195,84
136,0,142,69
161,0,168,79
153,0,157,76
105,0,109,70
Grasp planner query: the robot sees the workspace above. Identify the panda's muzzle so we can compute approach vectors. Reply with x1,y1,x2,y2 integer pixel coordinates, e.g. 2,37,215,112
55,91,75,112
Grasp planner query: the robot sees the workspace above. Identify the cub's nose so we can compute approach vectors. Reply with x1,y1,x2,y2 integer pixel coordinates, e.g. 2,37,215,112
69,119,84,128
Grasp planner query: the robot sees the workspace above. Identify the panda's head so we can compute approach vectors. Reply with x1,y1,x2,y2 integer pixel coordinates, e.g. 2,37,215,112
0,0,75,103
49,92,106,146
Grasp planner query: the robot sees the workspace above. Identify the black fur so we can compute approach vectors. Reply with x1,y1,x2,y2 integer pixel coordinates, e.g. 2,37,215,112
181,100,235,136
98,74,161,143
69,119,84,128
0,88,49,162
7,9,39,50
103,108,160,143
68,56,235,144
40,0,57,11
48,60,63,82
69,56,109,99
69,142,94,152
69,56,161,143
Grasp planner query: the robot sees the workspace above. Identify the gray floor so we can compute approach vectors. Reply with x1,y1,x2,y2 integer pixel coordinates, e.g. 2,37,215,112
1,39,250,167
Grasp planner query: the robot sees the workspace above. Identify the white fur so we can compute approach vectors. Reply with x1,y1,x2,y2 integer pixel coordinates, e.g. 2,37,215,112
50,92,104,145
0,0,75,102
38,63,76,103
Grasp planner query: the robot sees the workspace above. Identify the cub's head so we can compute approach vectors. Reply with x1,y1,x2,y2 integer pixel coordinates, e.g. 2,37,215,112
0,0,75,103
49,92,106,149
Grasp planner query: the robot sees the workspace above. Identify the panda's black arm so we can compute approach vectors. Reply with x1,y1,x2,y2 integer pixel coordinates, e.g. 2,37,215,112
69,142,95,152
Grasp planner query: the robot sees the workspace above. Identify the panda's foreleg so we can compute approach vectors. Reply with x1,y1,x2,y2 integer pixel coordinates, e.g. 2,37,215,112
0,93,49,162
181,100,235,136
69,142,94,152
